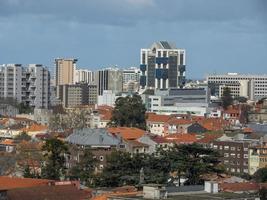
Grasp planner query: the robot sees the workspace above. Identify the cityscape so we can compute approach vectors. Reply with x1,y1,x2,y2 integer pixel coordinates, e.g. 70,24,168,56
0,1,267,200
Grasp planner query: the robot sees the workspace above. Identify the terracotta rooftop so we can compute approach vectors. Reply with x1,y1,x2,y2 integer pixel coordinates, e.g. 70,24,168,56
197,133,223,144
164,133,197,144
0,176,53,190
147,113,170,123
0,139,16,146
108,127,145,140
150,135,170,144
126,140,149,147
7,185,91,200
166,118,192,125
20,124,48,132
219,182,259,192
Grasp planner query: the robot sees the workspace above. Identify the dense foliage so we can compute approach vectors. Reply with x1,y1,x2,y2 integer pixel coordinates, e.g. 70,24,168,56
110,94,146,130
221,87,233,109
41,138,69,180
253,168,267,183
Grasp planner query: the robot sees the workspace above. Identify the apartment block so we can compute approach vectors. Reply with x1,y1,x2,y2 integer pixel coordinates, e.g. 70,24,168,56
55,58,77,86
75,69,94,84
0,64,50,108
207,73,267,100
123,67,140,92
140,41,186,91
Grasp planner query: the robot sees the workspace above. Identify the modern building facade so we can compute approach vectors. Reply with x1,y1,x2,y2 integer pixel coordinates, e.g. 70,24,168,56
140,41,186,91
75,69,94,84
207,73,267,100
0,64,50,108
55,58,77,86
123,67,140,92
146,88,210,116
95,68,123,95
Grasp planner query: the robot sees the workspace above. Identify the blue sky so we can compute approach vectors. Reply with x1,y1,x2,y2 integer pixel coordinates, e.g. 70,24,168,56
0,0,266,79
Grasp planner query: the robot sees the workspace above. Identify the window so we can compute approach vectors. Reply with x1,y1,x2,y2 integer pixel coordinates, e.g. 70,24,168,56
237,154,240,158
224,146,229,150
244,154,248,158
231,147,236,151
231,168,235,172
99,156,104,161
224,153,229,157
244,148,248,151
213,145,218,149
99,165,104,169
230,153,236,157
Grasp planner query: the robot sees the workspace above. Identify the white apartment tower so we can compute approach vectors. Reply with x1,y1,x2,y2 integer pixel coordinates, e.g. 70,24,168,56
0,64,50,108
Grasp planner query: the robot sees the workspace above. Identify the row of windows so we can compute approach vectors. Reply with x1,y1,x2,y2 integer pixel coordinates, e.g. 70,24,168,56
213,145,248,151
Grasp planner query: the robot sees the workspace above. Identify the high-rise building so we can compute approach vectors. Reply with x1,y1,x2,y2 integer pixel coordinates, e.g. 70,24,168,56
207,73,267,100
140,41,186,91
75,69,94,84
95,68,123,95
122,67,140,92
0,64,50,108
55,58,77,86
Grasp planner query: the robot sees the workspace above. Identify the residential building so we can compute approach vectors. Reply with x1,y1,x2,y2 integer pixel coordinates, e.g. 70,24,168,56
0,104,18,117
75,69,94,84
207,73,267,100
146,113,170,136
88,84,98,105
95,68,123,95
33,108,53,125
248,145,267,175
248,99,267,123
58,84,90,108
210,136,250,174
140,41,186,91
55,58,77,87
147,88,210,116
0,64,50,108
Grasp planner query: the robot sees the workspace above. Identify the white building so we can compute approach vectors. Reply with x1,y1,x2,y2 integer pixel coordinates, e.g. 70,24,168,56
75,69,94,84
123,67,140,92
0,64,50,108
207,73,267,100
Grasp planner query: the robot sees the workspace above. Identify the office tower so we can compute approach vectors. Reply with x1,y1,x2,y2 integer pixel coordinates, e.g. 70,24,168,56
75,69,94,84
0,64,50,108
95,68,123,95
55,58,77,86
140,41,186,90
207,73,267,100
122,67,140,92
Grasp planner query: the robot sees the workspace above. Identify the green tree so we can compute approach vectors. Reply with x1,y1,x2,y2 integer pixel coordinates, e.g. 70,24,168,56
41,138,69,180
14,131,31,142
168,144,222,185
253,168,267,183
69,148,98,186
110,94,146,130
221,87,233,109
259,187,267,200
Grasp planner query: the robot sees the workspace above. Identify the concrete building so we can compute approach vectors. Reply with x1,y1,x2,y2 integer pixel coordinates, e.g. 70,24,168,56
0,64,50,108
140,41,186,91
75,69,94,84
123,67,140,92
55,58,77,86
146,88,210,116
58,83,97,108
207,73,267,100
95,68,123,95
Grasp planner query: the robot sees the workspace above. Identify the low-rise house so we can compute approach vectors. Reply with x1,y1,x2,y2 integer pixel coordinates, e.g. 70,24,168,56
107,127,145,140
146,113,170,136
0,139,16,153
65,128,126,170
124,140,149,154
164,118,192,135
164,134,197,145
20,124,48,137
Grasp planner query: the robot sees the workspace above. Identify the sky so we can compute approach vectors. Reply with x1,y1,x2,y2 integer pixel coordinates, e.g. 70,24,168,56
0,0,266,79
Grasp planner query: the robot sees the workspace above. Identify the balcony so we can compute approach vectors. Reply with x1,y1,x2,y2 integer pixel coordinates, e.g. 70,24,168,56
178,65,186,73
140,76,146,87
155,69,168,79
140,64,146,72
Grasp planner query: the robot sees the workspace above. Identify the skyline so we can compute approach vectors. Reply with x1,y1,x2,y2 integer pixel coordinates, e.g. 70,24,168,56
0,0,267,79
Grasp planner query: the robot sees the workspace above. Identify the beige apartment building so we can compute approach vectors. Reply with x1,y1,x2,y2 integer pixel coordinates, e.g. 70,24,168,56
55,58,77,86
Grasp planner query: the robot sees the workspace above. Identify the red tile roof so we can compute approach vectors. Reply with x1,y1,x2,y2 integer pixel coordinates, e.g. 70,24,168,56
126,140,149,147
0,176,53,190
219,182,259,192
150,135,170,144
108,127,145,140
197,133,223,144
164,133,197,144
7,185,91,200
147,113,170,123
20,124,48,132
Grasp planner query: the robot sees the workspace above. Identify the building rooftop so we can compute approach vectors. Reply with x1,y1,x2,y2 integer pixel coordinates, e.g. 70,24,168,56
107,127,145,140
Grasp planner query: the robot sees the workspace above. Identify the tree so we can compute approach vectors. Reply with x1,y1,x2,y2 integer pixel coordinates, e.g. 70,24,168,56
14,131,31,142
221,87,233,109
167,144,222,185
69,148,98,186
253,168,267,183
16,141,43,178
259,187,267,200
41,138,69,180
110,94,146,130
